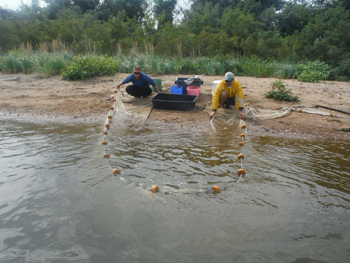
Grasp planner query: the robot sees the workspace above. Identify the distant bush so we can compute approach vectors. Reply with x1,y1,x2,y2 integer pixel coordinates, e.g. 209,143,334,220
296,61,331,82
61,55,118,80
265,80,299,101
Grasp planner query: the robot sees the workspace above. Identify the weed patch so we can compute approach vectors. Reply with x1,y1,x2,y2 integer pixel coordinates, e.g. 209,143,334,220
264,80,299,101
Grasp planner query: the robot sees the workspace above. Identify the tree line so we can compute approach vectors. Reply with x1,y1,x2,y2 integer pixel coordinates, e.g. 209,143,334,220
0,0,349,79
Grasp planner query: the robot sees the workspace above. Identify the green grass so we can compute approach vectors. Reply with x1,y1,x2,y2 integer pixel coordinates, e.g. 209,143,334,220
0,50,342,81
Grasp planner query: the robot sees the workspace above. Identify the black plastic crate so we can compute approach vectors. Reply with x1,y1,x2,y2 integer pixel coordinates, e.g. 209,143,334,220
175,77,203,95
151,93,198,111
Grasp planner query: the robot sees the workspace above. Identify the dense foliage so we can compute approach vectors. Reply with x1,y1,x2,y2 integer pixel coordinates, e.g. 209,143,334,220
0,0,349,80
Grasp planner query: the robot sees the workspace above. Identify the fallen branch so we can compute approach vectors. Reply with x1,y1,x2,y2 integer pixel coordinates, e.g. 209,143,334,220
314,105,350,115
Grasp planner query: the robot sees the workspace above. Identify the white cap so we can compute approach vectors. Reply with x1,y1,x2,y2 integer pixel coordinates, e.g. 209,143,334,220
224,72,234,81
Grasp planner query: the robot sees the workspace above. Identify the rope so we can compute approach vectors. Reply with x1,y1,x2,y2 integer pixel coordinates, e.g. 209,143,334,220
291,108,350,118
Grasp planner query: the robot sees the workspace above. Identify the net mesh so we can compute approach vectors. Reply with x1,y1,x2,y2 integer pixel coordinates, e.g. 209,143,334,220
114,90,154,119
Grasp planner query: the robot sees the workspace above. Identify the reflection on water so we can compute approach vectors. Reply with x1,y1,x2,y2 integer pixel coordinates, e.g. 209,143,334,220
0,115,349,263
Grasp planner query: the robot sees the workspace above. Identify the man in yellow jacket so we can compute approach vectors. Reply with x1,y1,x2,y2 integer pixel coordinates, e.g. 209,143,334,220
209,72,245,119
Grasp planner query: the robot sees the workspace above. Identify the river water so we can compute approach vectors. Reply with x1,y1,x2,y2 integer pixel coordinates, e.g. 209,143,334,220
0,114,349,263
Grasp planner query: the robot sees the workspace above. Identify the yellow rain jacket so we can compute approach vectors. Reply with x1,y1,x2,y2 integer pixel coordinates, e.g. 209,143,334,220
212,79,245,111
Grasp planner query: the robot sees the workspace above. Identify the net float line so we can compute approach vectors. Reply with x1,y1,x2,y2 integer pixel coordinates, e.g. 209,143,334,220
235,115,247,188
102,91,247,195
109,115,249,195
99,91,222,195
291,108,350,119
101,92,122,181
104,147,237,195
105,150,233,195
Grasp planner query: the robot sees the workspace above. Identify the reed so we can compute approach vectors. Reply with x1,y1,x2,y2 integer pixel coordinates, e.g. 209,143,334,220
35,52,73,77
0,51,23,73
1,47,327,81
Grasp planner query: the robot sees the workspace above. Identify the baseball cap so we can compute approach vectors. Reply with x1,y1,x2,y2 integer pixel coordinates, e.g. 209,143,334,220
224,72,234,82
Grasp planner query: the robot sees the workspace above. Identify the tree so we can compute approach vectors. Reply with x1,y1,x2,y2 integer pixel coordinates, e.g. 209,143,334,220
73,0,99,13
44,0,72,19
277,2,310,36
97,0,148,22
153,0,177,27
241,0,284,18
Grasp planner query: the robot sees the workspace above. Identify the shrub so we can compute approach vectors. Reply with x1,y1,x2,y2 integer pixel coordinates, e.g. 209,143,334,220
35,53,71,76
296,61,331,82
0,51,22,73
264,80,299,101
61,55,118,80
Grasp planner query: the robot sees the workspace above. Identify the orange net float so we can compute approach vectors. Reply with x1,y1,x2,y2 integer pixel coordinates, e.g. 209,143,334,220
239,142,244,147
240,133,245,138
112,169,121,175
151,185,158,193
112,98,116,102
241,124,246,129
241,116,245,120
102,141,108,146
299,108,302,112
110,95,114,99
238,154,245,159
237,168,246,176
110,106,114,110
330,113,333,117
103,153,110,158
105,124,110,129
212,185,221,193
114,90,118,93
108,115,113,119
103,131,108,135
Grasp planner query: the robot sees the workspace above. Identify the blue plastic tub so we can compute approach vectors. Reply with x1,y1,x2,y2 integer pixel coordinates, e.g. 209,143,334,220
170,86,183,94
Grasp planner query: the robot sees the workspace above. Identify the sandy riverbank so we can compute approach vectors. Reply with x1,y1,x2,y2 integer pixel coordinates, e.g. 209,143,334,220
1,73,349,141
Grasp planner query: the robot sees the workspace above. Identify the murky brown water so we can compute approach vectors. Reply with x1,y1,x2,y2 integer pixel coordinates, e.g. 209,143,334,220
0,115,349,262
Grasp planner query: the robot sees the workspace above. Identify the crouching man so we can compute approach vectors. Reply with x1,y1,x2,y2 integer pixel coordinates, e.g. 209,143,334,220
210,72,245,118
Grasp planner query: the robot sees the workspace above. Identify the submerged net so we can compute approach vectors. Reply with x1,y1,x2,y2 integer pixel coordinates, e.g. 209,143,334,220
244,106,291,120
204,101,291,131
114,90,154,119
